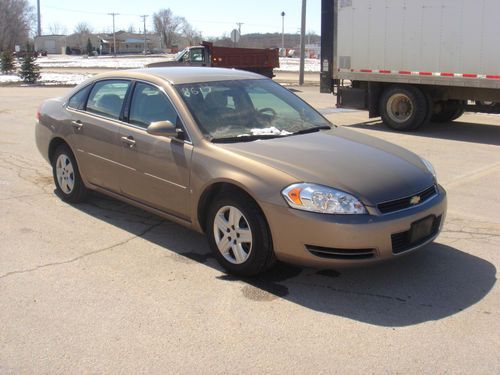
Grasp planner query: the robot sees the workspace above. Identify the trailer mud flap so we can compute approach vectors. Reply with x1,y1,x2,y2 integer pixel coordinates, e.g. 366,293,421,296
338,87,367,110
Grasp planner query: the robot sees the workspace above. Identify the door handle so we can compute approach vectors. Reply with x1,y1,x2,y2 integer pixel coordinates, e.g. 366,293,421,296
121,136,136,148
71,120,83,130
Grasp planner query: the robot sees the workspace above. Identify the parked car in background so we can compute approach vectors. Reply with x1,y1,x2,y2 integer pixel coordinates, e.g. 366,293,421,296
35,67,446,276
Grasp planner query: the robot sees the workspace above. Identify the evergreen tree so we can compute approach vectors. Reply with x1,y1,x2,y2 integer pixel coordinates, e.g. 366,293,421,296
86,38,93,56
0,50,15,74
18,43,41,84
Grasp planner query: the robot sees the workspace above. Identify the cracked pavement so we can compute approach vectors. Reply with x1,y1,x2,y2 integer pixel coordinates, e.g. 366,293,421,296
0,86,499,374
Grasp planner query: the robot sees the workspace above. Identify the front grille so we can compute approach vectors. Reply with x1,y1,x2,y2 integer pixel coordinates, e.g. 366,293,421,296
306,245,376,260
378,185,437,214
391,215,442,254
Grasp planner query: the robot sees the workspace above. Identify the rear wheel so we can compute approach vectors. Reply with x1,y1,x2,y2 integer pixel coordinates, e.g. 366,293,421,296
52,144,88,203
207,191,275,276
431,100,465,123
380,85,429,131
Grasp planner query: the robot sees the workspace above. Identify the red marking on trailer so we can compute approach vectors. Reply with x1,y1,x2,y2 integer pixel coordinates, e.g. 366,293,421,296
360,69,372,73
419,72,433,76
486,75,500,79
463,74,477,78
440,72,454,77
399,71,411,75
379,70,391,74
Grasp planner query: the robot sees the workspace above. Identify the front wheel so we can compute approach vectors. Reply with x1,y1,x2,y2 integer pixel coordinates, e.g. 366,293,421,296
380,85,429,131
207,191,275,276
52,144,88,203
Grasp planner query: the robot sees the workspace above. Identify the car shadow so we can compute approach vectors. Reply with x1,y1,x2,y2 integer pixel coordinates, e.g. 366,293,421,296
73,191,496,328
345,118,500,146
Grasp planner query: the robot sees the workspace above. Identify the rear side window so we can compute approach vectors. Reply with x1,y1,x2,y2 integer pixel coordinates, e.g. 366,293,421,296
129,83,179,128
86,80,130,120
67,84,92,110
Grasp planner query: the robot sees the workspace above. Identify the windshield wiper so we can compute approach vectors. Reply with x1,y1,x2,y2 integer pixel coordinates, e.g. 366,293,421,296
211,134,285,143
290,125,331,136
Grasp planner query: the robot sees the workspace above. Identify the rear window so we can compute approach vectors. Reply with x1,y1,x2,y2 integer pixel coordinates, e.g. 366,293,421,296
67,84,92,110
86,80,131,120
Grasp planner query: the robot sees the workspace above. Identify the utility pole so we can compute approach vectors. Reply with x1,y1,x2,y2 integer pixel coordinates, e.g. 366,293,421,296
37,0,41,36
299,0,306,85
108,12,119,56
281,11,285,51
140,15,148,54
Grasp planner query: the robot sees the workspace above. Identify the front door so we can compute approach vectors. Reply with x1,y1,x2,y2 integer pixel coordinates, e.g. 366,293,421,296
118,82,193,220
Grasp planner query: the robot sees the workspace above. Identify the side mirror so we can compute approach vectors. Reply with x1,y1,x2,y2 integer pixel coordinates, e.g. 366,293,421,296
146,121,178,138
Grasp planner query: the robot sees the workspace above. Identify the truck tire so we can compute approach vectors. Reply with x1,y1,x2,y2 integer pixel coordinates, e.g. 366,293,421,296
380,85,429,131
431,100,465,123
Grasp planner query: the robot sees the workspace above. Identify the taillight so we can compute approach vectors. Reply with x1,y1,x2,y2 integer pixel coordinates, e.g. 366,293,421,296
36,104,42,121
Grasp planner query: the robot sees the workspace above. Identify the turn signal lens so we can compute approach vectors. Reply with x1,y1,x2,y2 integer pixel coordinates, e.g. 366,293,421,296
287,187,303,205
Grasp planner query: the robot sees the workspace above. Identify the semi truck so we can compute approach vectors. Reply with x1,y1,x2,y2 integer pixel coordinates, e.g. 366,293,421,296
320,0,500,131
147,41,280,78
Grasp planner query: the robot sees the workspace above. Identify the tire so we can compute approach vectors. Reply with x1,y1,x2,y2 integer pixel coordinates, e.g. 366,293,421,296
207,191,275,276
431,100,465,123
380,85,429,131
52,144,88,203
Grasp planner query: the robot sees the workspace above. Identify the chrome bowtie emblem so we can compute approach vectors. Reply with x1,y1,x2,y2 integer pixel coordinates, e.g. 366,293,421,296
410,195,421,205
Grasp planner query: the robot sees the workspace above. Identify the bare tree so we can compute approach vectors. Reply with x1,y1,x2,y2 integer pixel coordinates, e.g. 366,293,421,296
0,0,35,51
153,8,183,48
48,22,67,35
69,22,93,53
127,24,136,33
180,18,202,46
74,22,92,35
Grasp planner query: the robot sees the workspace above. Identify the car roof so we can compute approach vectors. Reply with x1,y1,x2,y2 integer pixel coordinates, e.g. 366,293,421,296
94,67,266,85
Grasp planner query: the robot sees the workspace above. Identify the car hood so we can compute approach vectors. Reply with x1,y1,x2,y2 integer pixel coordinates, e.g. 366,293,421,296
217,127,435,206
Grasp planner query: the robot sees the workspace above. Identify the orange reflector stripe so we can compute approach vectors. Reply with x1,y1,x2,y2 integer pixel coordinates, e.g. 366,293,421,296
288,188,303,205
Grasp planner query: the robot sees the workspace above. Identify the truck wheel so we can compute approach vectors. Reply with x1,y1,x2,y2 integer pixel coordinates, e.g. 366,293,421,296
380,85,429,131
431,100,465,123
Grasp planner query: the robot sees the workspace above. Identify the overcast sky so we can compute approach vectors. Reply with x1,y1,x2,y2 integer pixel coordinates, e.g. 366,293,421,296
31,0,322,38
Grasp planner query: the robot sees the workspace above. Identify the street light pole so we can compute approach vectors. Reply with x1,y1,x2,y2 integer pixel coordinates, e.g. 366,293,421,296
140,15,148,54
281,11,285,51
108,12,119,56
299,0,306,85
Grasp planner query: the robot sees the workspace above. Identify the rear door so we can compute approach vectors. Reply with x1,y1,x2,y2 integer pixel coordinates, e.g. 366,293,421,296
70,79,131,193
118,81,193,220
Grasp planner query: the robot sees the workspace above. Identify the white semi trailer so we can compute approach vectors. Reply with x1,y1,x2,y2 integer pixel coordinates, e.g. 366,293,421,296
320,0,500,131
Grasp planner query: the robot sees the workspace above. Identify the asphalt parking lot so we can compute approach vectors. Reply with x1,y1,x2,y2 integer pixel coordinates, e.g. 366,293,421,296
1,85,499,374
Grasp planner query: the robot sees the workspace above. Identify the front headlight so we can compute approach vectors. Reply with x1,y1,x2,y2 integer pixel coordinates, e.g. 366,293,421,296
281,183,367,214
421,158,436,179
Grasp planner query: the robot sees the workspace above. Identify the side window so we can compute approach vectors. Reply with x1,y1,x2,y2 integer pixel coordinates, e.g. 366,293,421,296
189,48,205,62
67,84,92,110
129,83,179,128
86,80,130,120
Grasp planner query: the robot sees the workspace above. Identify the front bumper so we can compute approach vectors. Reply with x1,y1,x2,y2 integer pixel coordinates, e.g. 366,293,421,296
261,185,447,268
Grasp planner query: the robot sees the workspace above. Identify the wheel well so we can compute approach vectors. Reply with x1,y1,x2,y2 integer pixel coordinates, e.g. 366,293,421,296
48,137,68,163
197,182,266,233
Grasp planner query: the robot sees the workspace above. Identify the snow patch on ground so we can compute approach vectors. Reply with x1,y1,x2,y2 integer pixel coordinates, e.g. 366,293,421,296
0,72,92,85
36,54,177,69
276,58,320,72
0,54,321,85
34,54,321,72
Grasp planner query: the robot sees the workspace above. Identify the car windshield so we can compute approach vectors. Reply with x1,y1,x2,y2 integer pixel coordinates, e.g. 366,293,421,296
175,79,331,142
